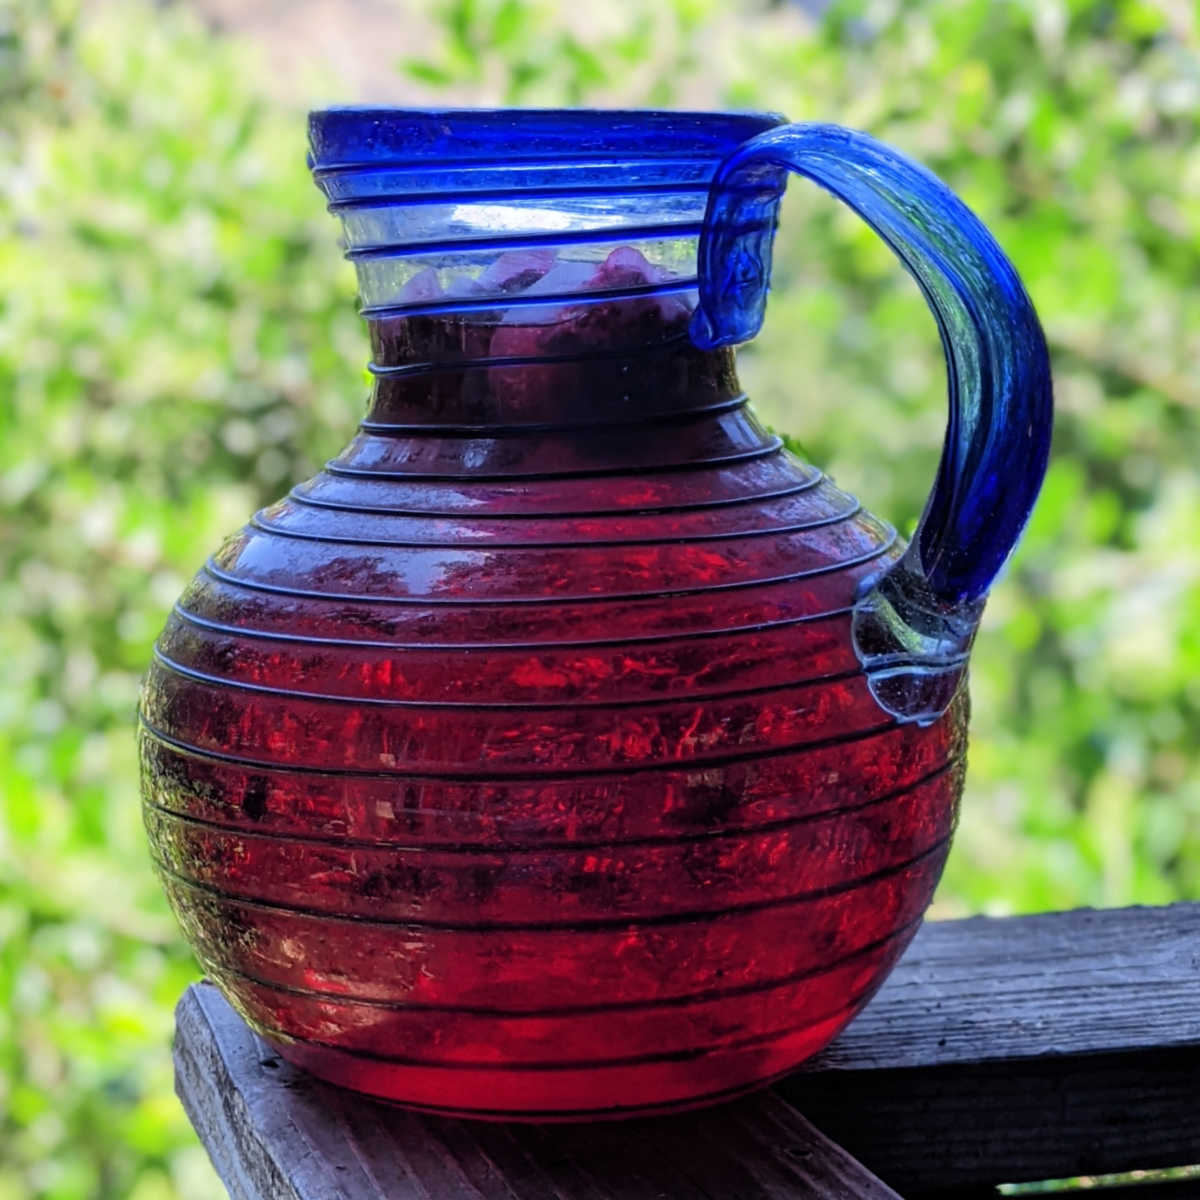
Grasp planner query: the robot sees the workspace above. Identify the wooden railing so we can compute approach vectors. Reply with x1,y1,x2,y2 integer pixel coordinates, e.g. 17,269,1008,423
174,903,1200,1198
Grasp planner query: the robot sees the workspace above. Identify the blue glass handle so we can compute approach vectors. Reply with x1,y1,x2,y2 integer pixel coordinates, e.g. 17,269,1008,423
692,123,1053,723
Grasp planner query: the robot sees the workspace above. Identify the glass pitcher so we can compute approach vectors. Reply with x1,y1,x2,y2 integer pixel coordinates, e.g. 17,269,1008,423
140,108,1052,1118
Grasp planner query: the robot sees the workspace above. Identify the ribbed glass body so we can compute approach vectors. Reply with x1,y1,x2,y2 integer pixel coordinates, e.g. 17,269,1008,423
139,109,985,1119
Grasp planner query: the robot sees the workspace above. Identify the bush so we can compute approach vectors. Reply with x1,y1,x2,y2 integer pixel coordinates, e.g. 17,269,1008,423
1,3,360,1196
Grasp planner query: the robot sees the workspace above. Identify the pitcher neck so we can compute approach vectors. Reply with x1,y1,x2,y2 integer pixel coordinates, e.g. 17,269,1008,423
308,108,784,432
362,302,739,431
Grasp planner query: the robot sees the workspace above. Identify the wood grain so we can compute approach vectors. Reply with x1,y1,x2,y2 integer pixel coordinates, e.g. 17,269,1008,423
784,902,1200,1194
809,902,1200,1069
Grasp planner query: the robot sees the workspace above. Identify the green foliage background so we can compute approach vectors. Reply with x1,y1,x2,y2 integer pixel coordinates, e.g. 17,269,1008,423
1,0,1197,1195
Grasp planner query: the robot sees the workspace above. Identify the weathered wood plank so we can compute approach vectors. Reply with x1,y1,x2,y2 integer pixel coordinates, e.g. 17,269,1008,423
176,981,900,1200
811,901,1200,1069
784,902,1200,1195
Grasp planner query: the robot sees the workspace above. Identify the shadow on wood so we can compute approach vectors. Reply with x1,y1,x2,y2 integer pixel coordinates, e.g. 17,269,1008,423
783,903,1200,1192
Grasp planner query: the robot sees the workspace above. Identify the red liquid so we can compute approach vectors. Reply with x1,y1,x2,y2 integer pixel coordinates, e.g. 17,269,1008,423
141,284,965,1118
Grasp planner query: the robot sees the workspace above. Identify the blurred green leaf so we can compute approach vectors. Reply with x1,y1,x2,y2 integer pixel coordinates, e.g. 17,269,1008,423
400,58,458,86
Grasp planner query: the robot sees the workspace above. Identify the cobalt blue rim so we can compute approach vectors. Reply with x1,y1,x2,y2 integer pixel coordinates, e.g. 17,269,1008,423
307,107,786,173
